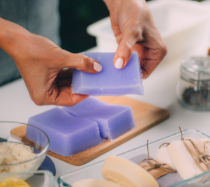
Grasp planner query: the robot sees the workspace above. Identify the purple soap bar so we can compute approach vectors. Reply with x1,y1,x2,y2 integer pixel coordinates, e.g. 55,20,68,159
72,52,143,96
27,108,103,156
63,97,135,140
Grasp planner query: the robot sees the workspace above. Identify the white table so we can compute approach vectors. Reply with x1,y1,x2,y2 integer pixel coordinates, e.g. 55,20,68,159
1,2,210,185
1,46,210,186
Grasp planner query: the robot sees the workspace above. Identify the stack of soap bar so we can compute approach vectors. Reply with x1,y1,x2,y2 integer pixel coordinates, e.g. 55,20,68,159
101,156,159,187
72,179,122,187
167,138,209,180
153,147,176,170
63,97,135,140
27,108,103,157
72,52,143,96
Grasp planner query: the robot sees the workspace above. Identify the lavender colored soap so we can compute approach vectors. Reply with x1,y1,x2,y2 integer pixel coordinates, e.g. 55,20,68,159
27,108,103,157
72,52,143,96
63,97,135,140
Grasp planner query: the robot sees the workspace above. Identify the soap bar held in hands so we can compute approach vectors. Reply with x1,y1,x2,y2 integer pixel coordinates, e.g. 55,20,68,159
72,52,143,96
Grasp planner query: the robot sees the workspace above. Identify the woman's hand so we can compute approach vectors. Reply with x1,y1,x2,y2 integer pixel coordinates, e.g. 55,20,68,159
0,18,102,106
104,0,167,79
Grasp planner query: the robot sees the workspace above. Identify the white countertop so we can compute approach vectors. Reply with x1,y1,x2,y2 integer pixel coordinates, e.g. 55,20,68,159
1,45,210,186
1,2,210,185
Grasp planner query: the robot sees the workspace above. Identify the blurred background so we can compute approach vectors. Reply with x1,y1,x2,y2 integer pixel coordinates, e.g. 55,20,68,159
59,0,206,53
59,0,108,53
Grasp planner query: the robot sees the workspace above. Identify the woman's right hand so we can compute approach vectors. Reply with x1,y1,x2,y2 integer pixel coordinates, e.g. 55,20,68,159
0,18,102,106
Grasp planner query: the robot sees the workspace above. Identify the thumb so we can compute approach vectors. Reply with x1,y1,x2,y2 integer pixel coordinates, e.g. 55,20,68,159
63,52,102,73
114,29,141,69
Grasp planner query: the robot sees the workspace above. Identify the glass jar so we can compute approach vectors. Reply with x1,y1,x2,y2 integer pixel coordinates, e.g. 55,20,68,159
176,56,210,111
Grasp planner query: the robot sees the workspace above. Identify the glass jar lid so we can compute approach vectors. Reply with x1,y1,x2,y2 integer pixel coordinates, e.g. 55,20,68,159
181,56,210,81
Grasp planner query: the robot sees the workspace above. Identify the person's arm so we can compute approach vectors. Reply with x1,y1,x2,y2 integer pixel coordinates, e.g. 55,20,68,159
0,18,102,106
103,0,167,79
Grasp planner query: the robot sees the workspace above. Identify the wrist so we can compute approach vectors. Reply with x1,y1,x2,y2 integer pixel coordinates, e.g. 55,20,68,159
104,0,146,14
0,18,31,59
103,0,122,12
0,18,7,48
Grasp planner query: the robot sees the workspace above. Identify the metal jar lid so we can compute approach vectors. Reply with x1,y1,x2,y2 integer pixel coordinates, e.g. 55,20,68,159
180,56,210,82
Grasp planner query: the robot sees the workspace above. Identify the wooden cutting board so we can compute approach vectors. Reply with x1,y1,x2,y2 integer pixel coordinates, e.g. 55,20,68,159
11,96,169,166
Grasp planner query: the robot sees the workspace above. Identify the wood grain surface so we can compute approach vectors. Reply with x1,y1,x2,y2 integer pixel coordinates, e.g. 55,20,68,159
11,96,169,166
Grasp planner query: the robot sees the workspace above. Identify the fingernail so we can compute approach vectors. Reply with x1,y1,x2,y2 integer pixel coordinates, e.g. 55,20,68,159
93,62,102,72
115,58,124,69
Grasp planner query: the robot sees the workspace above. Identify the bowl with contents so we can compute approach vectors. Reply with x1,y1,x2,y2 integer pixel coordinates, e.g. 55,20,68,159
176,56,210,111
0,121,49,181
0,170,55,187
58,128,210,187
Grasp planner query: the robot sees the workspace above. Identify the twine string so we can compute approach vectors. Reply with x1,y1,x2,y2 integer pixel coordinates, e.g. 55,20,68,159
183,139,210,171
159,142,170,149
178,127,210,171
147,140,150,159
204,141,210,154
179,126,184,141
139,140,176,173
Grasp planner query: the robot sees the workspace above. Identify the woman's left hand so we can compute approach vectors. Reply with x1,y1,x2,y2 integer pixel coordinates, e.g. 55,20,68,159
104,0,167,79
